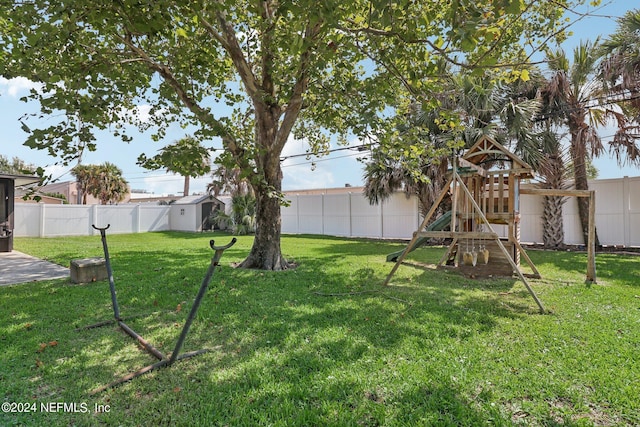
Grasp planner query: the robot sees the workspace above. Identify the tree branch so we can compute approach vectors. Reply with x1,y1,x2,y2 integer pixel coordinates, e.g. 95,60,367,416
116,32,249,170
259,0,277,108
197,12,232,52
213,6,262,104
274,21,323,153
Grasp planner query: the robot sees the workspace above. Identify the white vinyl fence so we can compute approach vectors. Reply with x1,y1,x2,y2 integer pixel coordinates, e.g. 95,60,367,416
13,176,640,247
282,192,421,239
14,203,170,237
282,176,640,247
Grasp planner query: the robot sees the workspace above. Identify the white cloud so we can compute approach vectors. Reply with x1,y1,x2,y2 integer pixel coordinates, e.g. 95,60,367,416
132,104,153,123
141,173,184,196
116,104,167,125
44,164,73,181
0,76,43,97
282,162,336,190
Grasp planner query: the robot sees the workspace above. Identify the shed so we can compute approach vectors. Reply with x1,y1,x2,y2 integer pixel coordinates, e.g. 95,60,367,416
169,194,225,232
1,173,41,252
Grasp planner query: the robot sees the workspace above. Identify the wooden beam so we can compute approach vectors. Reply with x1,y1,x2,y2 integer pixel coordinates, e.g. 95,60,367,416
498,173,504,213
382,174,453,286
417,231,499,240
457,158,487,177
494,237,546,313
521,187,597,283
520,188,593,197
513,240,541,278
488,175,495,215
438,237,458,267
587,191,597,283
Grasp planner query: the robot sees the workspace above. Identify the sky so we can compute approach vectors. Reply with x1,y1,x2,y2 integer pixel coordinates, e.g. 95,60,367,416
1,1,639,197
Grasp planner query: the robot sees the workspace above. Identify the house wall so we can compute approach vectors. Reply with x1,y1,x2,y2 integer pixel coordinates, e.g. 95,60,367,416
169,203,198,232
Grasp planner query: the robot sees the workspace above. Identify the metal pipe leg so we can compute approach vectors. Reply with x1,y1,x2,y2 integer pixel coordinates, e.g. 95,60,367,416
169,238,236,364
92,224,121,320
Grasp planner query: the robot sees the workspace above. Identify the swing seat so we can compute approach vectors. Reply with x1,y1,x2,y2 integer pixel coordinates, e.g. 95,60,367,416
481,248,490,264
462,252,474,266
458,240,516,277
480,248,489,264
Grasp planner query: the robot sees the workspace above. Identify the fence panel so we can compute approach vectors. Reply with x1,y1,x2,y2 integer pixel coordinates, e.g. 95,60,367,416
381,193,418,239
13,204,42,237
297,195,324,235
139,205,171,232
627,177,640,246
14,203,170,237
13,176,640,247
350,195,382,238
590,179,625,246
519,191,544,244
95,205,137,233
323,194,351,237
281,196,299,234
43,205,93,237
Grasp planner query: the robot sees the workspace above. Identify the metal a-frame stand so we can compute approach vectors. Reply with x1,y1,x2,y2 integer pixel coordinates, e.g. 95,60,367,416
383,158,546,313
84,225,236,394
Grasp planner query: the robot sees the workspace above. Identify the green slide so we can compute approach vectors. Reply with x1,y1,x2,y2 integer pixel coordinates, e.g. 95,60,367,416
386,210,452,262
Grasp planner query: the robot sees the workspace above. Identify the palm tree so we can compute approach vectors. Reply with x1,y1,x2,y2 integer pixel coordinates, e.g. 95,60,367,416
211,193,256,235
600,9,640,99
71,164,95,205
363,147,449,219
364,72,542,218
93,162,129,205
536,128,570,249
71,163,129,204
207,163,253,199
599,9,640,163
541,39,640,247
207,162,256,234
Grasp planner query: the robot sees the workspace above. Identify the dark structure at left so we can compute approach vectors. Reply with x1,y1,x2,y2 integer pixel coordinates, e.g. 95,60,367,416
0,174,41,252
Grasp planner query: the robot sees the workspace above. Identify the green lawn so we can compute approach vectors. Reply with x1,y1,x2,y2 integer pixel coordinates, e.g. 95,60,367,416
1,232,638,426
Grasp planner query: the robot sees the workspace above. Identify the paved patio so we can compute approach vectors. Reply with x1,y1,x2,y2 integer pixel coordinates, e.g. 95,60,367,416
0,251,69,286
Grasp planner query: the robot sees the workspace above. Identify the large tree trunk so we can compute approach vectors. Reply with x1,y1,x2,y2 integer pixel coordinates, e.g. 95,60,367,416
570,125,600,247
236,112,292,271
237,186,290,270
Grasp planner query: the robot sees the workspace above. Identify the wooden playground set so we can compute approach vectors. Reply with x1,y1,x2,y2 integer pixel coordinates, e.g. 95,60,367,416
384,136,597,313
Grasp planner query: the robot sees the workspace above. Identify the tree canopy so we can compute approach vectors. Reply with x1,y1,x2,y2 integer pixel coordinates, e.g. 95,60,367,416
71,162,129,205
363,69,543,217
0,155,36,175
137,135,211,196
1,0,582,269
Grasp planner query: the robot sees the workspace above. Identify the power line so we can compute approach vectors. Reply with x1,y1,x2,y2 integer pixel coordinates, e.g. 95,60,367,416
281,150,369,168
280,143,374,161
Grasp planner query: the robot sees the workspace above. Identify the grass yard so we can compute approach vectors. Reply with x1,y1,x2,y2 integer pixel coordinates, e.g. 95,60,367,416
1,231,639,426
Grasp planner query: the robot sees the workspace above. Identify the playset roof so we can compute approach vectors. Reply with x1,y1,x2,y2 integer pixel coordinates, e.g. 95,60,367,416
462,135,534,178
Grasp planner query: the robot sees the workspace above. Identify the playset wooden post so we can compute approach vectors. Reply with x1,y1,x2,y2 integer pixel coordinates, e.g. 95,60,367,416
384,135,600,312
384,136,546,312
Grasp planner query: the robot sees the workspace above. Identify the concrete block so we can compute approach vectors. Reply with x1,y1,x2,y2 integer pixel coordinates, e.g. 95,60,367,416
0,235,12,252
70,257,107,283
